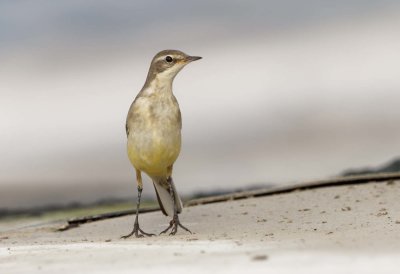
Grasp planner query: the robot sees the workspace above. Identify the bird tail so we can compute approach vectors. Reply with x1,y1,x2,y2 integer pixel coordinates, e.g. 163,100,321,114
153,177,183,217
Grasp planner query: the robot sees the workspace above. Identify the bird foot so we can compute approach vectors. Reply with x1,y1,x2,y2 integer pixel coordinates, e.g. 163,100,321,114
160,214,192,235
121,222,155,238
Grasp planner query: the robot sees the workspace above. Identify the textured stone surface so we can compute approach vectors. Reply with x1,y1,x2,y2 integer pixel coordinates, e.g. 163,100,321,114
1,181,400,273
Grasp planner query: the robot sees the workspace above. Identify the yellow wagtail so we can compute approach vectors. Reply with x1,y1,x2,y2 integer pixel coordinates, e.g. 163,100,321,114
122,50,201,238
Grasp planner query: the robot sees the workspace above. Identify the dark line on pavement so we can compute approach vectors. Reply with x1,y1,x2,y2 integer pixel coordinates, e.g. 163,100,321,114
58,172,400,231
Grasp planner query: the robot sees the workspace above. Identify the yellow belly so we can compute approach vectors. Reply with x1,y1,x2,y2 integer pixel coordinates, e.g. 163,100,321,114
126,90,182,176
127,131,181,176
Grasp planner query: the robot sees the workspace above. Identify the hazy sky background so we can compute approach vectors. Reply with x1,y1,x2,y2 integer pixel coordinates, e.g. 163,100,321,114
1,1,400,208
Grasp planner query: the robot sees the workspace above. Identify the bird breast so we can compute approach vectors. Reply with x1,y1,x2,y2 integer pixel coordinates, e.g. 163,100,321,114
126,92,182,176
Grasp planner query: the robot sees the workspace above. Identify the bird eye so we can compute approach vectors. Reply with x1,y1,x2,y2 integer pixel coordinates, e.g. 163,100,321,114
165,56,173,63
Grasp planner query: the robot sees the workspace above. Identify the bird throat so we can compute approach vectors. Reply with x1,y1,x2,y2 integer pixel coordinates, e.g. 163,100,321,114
143,77,173,96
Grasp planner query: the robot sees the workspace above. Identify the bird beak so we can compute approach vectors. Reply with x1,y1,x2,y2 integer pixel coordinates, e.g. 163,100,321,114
185,56,202,62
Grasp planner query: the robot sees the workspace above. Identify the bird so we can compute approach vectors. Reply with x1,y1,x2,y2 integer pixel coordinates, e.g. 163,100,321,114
122,50,201,238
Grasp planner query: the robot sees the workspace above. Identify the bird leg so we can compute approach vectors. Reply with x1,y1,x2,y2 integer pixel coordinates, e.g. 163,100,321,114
121,170,155,238
160,177,192,235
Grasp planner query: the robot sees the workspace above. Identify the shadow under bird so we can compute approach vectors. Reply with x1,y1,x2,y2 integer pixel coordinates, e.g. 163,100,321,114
122,50,201,238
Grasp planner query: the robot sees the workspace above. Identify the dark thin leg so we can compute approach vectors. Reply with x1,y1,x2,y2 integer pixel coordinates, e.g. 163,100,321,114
121,187,155,238
160,177,192,235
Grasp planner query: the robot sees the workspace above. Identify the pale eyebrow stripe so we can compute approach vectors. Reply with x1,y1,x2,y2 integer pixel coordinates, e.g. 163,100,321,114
155,55,167,62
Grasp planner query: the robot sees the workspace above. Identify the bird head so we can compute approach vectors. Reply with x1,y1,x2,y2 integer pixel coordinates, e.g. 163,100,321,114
146,50,201,84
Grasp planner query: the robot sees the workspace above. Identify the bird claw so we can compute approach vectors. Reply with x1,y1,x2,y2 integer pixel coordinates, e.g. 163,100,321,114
160,215,192,235
121,223,155,239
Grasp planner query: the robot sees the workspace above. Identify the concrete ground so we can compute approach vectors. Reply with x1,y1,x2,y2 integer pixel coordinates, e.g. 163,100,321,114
1,179,400,273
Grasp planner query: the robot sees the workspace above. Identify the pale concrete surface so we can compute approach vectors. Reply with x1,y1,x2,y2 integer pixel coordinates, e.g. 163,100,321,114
1,181,400,273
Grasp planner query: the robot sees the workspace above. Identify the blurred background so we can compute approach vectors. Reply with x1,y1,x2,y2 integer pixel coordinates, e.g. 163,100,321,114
1,0,400,210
